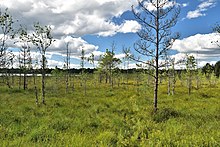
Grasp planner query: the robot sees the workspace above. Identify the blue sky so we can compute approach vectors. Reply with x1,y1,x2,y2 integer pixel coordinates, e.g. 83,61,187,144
1,0,220,68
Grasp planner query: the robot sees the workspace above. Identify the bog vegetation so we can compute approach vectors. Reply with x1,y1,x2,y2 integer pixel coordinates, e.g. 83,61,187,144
0,73,220,146
1,0,220,146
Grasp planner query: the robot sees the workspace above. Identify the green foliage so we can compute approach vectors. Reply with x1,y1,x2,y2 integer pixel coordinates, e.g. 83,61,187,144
0,8,14,68
98,49,121,71
0,75,220,146
186,54,197,71
214,60,220,77
202,63,214,79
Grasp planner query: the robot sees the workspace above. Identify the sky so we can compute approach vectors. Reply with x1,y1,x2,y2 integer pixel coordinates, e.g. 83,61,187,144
0,0,220,69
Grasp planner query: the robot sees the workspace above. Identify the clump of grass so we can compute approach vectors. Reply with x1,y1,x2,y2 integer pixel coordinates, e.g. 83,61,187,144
96,131,117,145
151,107,180,123
49,119,71,132
29,127,55,143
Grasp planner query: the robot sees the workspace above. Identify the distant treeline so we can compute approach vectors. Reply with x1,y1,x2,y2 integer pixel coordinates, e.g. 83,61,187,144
0,68,188,75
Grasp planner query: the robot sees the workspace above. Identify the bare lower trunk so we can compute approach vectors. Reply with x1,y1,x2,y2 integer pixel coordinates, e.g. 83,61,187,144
19,73,21,90
84,79,86,96
24,73,27,90
66,74,69,93
42,72,45,104
188,76,192,95
71,75,75,92
168,76,171,95
196,76,199,89
154,75,159,112
42,54,46,105
35,86,38,105
172,74,176,95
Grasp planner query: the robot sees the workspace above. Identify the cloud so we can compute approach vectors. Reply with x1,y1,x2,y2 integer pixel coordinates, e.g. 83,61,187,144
182,3,189,7
119,20,141,33
171,33,220,66
0,0,138,37
142,0,177,11
47,59,80,69
186,0,216,19
51,36,99,57
0,0,142,68
187,10,205,19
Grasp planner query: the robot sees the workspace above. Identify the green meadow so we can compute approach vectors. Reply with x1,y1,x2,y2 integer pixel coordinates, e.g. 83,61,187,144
0,75,220,146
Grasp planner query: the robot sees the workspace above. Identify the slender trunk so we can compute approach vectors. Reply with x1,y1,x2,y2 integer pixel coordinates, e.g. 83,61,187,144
71,74,75,92
168,74,171,95
154,1,159,112
172,73,175,95
24,73,27,90
33,71,36,86
11,73,14,86
154,70,159,112
84,78,86,96
66,73,69,93
188,73,191,95
42,54,46,104
35,86,38,105
105,73,108,84
19,71,21,90
136,73,140,96
111,75,114,88
196,75,199,89
99,73,102,83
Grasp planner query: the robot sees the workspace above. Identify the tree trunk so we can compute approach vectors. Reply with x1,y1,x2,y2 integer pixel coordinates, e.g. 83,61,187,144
66,73,69,93
154,70,159,112
24,73,27,90
172,73,176,95
35,86,38,105
168,75,171,95
154,2,159,112
188,75,191,95
84,79,87,96
42,54,46,104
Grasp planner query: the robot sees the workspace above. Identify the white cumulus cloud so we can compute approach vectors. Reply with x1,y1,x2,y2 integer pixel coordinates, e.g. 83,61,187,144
186,0,216,19
171,33,220,66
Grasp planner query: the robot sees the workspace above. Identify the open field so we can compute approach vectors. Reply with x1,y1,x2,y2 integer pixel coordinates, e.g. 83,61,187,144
0,75,220,146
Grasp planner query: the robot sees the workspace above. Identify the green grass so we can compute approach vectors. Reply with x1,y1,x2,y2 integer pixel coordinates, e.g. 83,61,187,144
0,75,220,146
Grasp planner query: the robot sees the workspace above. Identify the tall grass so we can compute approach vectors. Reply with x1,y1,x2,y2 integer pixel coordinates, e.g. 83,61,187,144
0,75,219,146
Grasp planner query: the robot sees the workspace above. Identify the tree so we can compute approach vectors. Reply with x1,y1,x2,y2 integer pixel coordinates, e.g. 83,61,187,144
31,22,54,104
80,47,88,96
123,46,131,87
166,57,176,95
17,26,32,90
185,55,196,95
202,63,214,79
214,61,220,78
0,8,14,68
0,8,15,88
88,53,97,87
212,24,220,47
98,48,121,88
130,0,180,112
64,42,70,93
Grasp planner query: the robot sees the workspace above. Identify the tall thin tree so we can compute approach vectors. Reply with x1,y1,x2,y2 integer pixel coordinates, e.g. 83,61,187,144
0,9,15,88
31,22,54,104
130,0,180,112
17,26,32,90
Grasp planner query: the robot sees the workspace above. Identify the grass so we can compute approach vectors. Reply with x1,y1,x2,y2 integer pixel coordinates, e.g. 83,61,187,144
0,74,220,146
